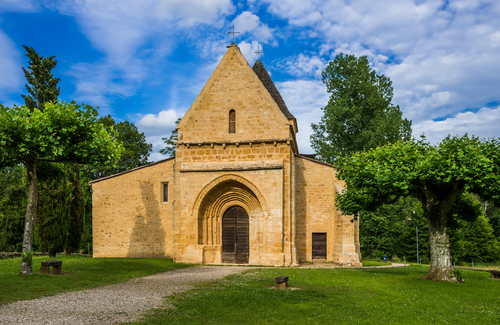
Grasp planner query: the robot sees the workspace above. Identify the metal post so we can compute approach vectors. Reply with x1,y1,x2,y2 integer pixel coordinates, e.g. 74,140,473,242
416,225,419,264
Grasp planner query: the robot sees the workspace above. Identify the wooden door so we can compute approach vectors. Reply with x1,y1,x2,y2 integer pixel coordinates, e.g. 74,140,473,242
312,233,327,260
222,206,249,263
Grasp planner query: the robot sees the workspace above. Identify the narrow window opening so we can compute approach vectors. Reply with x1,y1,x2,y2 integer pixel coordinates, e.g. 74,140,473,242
163,183,168,202
229,109,236,133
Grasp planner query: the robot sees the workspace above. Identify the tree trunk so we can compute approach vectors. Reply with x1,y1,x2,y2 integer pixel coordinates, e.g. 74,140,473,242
20,157,38,276
424,220,456,282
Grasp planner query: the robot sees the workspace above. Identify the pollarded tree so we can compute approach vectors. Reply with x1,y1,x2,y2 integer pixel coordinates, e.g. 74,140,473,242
0,101,122,275
311,53,412,163
335,135,500,281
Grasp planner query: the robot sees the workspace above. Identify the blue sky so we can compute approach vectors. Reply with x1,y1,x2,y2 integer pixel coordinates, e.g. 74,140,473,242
1,0,499,161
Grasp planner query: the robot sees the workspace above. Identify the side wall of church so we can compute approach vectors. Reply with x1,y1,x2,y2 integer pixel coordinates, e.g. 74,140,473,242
295,157,337,262
295,156,361,266
173,142,294,266
91,159,175,258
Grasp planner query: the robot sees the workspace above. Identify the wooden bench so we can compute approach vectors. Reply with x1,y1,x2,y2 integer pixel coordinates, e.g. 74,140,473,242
40,260,62,275
488,270,500,279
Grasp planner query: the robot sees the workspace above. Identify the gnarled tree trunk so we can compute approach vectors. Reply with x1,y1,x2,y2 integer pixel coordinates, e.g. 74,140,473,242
424,220,455,281
20,157,38,276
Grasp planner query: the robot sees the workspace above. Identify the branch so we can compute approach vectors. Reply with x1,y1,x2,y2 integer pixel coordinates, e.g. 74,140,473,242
38,158,79,164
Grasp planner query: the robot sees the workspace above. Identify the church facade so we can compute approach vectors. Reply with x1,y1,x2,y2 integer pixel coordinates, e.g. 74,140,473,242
90,44,361,267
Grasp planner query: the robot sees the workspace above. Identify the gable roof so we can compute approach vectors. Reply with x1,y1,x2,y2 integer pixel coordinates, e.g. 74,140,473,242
89,157,174,184
252,60,295,120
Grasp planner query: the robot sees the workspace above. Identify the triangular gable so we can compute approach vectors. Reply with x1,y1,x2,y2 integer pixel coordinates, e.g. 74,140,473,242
177,44,292,143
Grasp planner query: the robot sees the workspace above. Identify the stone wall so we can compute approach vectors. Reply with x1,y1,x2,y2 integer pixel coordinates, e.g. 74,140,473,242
91,159,175,258
295,156,361,266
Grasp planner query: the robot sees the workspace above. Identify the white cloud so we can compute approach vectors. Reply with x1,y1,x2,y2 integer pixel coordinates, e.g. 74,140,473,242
260,0,500,140
238,41,264,66
276,80,329,153
0,29,23,101
0,0,39,12
278,54,326,78
413,106,500,144
135,109,179,137
232,11,273,43
46,0,235,108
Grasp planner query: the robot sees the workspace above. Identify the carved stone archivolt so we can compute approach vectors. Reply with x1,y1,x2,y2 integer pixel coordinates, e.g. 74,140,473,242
195,177,265,246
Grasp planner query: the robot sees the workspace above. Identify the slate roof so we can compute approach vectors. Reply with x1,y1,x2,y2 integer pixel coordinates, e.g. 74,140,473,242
252,60,296,120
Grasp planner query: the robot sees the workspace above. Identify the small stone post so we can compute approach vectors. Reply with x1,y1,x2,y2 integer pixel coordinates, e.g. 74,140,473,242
275,276,289,289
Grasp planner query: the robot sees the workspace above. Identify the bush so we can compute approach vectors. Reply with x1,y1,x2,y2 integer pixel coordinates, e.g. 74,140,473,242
451,269,465,282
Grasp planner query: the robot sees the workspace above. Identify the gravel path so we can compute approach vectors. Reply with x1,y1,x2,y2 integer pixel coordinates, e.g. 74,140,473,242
0,266,254,325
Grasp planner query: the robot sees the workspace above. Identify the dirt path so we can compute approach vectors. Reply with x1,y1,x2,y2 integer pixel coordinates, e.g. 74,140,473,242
0,266,254,325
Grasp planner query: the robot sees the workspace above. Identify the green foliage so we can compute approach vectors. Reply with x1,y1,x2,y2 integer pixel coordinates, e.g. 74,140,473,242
86,115,152,179
0,101,123,274
160,118,181,157
336,135,500,278
0,101,123,167
21,46,60,112
336,135,500,215
451,269,465,282
35,163,81,257
0,256,189,305
311,53,412,164
0,166,27,251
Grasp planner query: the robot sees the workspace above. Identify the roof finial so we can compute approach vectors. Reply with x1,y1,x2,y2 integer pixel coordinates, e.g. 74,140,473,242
255,45,263,59
228,26,240,44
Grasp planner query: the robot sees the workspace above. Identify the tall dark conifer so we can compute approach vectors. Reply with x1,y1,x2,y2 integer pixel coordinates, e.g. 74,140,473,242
21,45,60,112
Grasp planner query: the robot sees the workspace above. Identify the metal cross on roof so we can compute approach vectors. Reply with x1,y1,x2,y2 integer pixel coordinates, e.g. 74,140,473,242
228,26,240,43
255,45,263,59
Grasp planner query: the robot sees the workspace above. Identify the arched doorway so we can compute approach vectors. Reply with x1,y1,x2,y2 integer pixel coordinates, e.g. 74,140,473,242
222,206,249,264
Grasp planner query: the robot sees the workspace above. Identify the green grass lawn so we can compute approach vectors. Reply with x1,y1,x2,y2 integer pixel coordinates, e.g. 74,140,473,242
361,260,393,267
134,265,500,324
0,256,190,305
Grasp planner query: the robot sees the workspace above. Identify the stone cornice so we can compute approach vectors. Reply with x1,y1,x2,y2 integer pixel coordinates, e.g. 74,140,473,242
180,160,283,172
176,138,294,148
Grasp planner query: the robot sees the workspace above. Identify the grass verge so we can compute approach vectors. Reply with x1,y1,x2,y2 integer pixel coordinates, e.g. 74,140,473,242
0,256,190,305
134,265,500,324
361,260,393,267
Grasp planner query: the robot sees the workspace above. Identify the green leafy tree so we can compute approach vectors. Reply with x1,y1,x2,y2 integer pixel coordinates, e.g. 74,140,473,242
35,163,72,257
21,46,60,112
0,166,27,252
160,118,182,157
335,135,500,281
0,101,123,275
84,115,152,180
311,53,412,164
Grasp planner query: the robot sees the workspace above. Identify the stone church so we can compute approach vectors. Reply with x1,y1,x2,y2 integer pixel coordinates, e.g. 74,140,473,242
90,43,361,267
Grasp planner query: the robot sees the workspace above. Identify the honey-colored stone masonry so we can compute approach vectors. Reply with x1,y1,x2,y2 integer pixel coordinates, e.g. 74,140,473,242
91,43,360,267
92,159,174,258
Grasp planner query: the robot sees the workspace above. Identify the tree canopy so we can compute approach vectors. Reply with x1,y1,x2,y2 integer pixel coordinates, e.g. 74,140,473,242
0,101,123,275
335,135,500,281
86,115,152,179
311,53,412,163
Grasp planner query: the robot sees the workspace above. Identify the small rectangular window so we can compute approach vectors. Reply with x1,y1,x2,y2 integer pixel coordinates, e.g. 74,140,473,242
163,183,168,202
